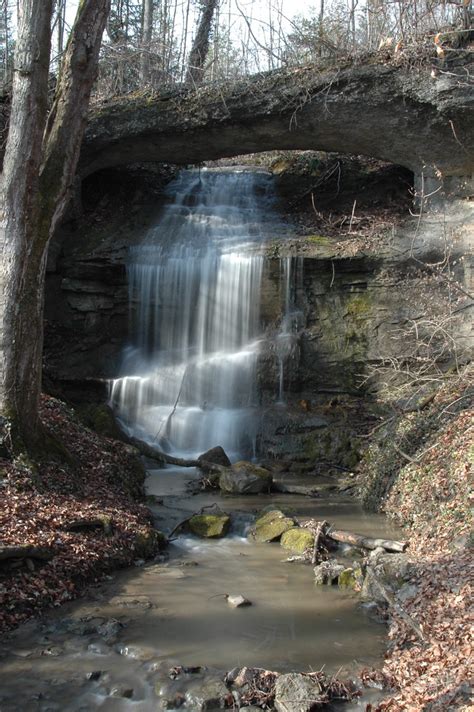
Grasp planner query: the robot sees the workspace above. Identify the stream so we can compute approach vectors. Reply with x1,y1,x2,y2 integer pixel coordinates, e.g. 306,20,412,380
0,168,398,710
0,466,399,711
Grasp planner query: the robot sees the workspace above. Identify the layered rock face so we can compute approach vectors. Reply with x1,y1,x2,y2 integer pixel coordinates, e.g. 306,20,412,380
44,162,472,464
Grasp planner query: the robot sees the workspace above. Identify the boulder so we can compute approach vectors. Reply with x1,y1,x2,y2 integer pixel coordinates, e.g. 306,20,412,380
338,566,363,590
219,461,272,494
274,673,324,712
361,548,415,603
187,513,230,538
249,509,296,543
198,446,231,468
313,560,345,585
185,678,230,711
280,527,314,554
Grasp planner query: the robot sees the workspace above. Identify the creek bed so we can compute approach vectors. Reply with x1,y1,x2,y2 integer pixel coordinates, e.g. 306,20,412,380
0,466,400,710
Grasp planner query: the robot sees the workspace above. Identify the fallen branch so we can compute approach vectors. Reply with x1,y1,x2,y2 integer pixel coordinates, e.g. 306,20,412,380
0,545,54,562
64,517,112,534
127,435,227,475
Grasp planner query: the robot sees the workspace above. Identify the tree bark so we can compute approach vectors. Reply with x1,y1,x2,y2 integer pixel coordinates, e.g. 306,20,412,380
0,0,110,454
139,0,154,85
185,0,219,86
327,529,408,553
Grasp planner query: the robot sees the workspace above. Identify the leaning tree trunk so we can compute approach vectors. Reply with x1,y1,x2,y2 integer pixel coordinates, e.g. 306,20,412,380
0,0,110,455
185,0,219,86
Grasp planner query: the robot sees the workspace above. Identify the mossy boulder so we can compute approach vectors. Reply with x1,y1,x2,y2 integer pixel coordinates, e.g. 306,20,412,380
219,461,272,494
280,527,314,553
338,566,363,590
134,528,167,558
187,513,230,538
250,509,296,543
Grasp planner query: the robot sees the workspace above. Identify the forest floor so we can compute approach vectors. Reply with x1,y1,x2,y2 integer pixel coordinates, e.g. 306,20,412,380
358,377,473,710
0,396,162,633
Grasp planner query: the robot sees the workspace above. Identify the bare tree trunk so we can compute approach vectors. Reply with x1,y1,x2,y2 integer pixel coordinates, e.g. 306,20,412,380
185,0,219,86
56,0,66,59
0,0,110,454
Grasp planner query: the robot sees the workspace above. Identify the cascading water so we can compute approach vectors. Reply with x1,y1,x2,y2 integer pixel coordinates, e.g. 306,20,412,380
110,169,275,459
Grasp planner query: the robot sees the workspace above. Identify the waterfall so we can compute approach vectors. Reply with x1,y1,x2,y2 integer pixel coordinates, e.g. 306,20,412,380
110,169,275,460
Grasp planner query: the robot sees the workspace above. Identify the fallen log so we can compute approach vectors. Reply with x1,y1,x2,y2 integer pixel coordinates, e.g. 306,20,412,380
0,545,54,562
64,517,112,534
327,528,408,553
127,435,226,475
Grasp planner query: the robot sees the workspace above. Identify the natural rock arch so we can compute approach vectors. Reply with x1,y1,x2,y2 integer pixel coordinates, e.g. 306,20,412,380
80,57,474,197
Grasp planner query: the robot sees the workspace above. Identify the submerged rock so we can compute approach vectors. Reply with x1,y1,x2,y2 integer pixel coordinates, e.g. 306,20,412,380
280,527,314,553
274,673,324,712
219,461,272,494
187,513,230,538
313,560,345,585
198,446,231,468
249,509,296,543
185,678,230,710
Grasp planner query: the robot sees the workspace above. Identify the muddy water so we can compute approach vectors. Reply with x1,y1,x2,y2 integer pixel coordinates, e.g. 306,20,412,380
0,468,399,711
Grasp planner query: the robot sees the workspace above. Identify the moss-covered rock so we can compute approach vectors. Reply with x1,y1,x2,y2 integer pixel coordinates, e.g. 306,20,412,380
338,566,363,590
133,528,167,558
280,527,314,553
187,513,230,538
250,509,296,543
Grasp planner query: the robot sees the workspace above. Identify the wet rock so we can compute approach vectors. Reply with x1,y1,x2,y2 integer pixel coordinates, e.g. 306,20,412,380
110,594,153,609
361,548,415,603
274,673,324,712
226,594,252,608
40,646,63,656
117,644,155,661
280,527,314,553
249,509,296,543
272,482,322,496
313,560,345,585
198,446,231,468
187,513,230,538
86,671,102,681
97,618,123,642
219,461,272,494
110,686,134,698
185,678,230,710
338,566,363,590
133,529,168,558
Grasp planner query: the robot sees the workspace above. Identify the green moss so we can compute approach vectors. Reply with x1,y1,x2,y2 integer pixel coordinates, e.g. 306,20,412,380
280,527,314,553
345,293,371,318
134,528,167,558
250,509,296,543
187,513,230,538
306,235,331,245
76,404,123,440
338,566,363,590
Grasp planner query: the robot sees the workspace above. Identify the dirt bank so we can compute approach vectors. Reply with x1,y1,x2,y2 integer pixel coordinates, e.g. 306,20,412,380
0,395,161,633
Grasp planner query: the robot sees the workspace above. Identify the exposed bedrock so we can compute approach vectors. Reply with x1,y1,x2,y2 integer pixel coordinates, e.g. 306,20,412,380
80,57,474,196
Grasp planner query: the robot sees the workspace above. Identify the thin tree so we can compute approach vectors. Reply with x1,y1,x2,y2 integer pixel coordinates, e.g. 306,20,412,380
140,0,154,84
185,0,219,85
0,0,111,455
